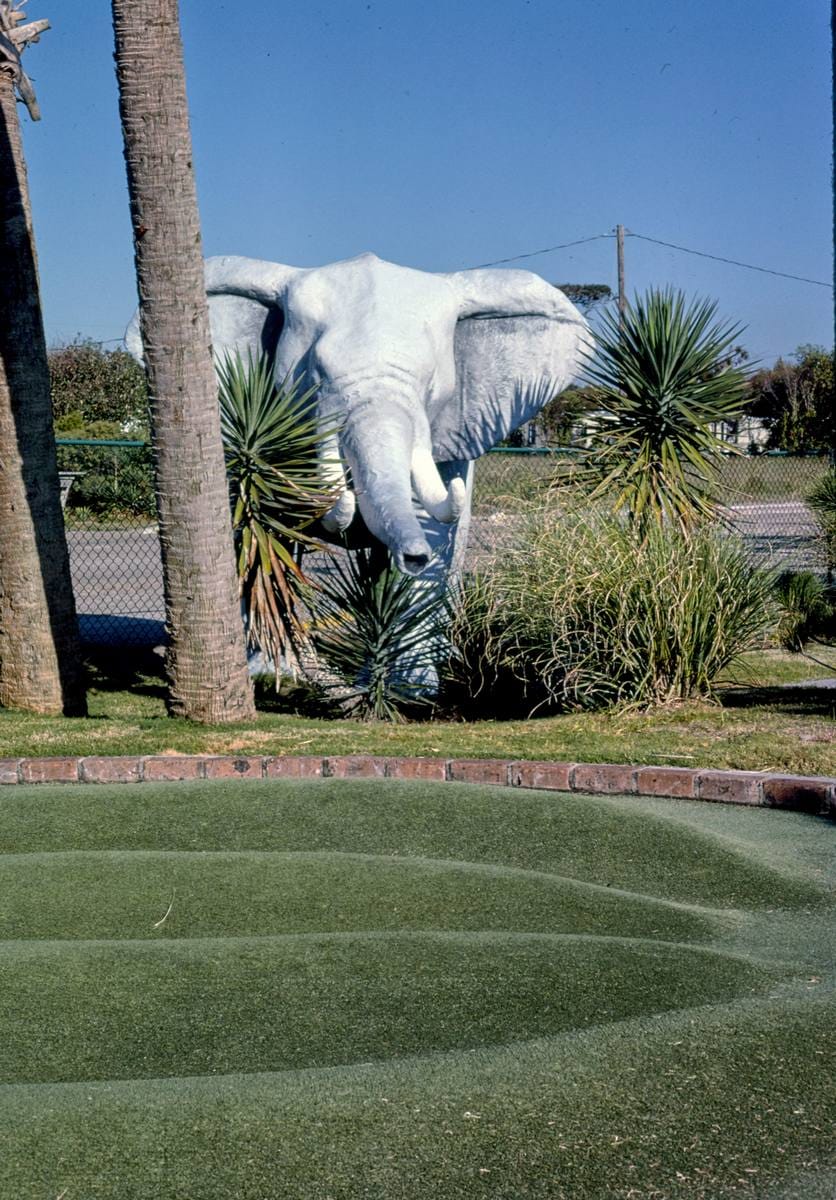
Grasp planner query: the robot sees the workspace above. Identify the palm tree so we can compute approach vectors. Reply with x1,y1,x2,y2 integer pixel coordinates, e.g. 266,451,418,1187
0,2,86,715
111,0,255,721
576,287,750,532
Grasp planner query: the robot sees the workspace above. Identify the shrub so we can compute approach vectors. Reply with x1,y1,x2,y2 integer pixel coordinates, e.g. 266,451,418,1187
773,571,835,652
59,443,156,521
445,510,775,715
309,548,448,721
806,469,836,583
218,351,340,672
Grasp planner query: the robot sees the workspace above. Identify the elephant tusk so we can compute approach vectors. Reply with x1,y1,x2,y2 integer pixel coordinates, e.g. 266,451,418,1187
321,488,356,533
411,447,466,524
319,433,356,532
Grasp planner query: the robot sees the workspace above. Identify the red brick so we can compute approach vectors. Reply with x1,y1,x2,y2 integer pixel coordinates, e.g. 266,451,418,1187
324,755,389,778
202,756,264,779
20,757,79,784
0,759,20,784
697,770,762,806
447,759,510,785
143,756,203,782
572,763,636,795
510,761,574,791
80,756,142,784
635,766,698,799
761,774,836,814
384,757,448,781
265,755,325,778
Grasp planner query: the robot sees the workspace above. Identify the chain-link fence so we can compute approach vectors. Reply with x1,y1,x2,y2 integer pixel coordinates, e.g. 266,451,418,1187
58,440,833,647
470,449,833,574
57,439,164,646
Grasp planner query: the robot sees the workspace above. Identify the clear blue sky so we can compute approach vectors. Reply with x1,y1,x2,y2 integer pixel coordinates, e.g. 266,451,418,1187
20,0,834,365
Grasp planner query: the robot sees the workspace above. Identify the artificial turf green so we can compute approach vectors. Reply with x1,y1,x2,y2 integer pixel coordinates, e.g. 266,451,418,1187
0,779,833,1198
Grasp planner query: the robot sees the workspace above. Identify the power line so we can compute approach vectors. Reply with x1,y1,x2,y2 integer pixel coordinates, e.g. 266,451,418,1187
85,227,833,347
466,233,614,270
627,231,833,290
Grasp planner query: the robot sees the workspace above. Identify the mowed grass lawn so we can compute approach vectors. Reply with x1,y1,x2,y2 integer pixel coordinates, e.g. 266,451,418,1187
0,649,833,775
0,777,834,1198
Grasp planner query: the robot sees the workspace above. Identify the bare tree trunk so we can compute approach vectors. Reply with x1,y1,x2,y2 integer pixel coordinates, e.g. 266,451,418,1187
0,73,86,715
111,0,255,722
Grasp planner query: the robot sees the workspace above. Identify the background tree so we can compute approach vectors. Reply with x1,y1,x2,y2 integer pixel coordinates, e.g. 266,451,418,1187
0,2,86,715
49,339,148,435
745,345,834,453
111,0,255,721
554,283,612,313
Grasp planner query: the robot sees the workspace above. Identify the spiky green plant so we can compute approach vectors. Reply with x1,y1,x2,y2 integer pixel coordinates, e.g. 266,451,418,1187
773,570,835,652
806,469,836,583
218,351,341,673
569,288,750,531
309,548,447,721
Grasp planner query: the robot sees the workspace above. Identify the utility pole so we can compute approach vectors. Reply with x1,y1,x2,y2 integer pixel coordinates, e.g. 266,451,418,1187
616,224,626,328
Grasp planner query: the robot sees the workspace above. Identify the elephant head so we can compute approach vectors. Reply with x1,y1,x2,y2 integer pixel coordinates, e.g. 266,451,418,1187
127,252,591,575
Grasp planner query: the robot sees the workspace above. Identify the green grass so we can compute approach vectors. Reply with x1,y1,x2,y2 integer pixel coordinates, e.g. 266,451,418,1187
472,451,830,512
0,648,832,773
0,778,833,1198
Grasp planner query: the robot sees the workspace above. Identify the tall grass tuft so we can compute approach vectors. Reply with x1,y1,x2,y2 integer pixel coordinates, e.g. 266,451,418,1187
446,510,775,715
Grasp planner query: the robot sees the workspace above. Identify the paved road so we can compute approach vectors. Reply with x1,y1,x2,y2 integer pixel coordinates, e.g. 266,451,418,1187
724,500,822,575
67,499,827,644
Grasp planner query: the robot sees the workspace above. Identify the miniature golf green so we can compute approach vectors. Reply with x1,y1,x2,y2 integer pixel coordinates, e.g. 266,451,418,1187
0,779,833,1199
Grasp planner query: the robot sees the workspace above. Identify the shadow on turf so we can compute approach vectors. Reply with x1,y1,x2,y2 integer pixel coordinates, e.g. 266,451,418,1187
82,646,836,724
720,683,836,719
84,647,168,703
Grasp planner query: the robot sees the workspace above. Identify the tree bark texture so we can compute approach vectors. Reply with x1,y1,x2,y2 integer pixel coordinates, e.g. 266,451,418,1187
111,0,255,722
0,76,86,715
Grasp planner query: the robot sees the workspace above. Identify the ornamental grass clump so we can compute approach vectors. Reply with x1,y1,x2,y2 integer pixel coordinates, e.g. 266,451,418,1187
447,510,774,715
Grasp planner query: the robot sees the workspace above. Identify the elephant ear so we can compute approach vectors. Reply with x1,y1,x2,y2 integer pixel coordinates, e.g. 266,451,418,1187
125,256,299,366
204,256,304,366
430,269,592,462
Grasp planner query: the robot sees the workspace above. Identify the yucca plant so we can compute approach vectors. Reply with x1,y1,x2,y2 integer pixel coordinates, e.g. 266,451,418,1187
568,288,750,531
807,469,836,584
218,351,341,674
309,548,447,721
773,570,835,652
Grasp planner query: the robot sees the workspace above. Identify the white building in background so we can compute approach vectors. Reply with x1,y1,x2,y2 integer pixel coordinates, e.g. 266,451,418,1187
708,416,771,451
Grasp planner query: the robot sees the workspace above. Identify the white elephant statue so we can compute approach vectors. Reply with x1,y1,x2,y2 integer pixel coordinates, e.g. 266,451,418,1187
127,252,591,579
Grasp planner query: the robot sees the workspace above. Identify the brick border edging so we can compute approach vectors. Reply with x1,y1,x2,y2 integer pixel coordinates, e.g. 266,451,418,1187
0,754,834,817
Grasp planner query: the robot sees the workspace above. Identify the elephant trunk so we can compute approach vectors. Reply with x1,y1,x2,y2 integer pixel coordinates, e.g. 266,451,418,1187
340,401,437,575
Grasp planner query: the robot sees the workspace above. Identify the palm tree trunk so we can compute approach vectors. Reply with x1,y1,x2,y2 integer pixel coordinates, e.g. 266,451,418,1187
0,72,86,716
111,0,255,722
